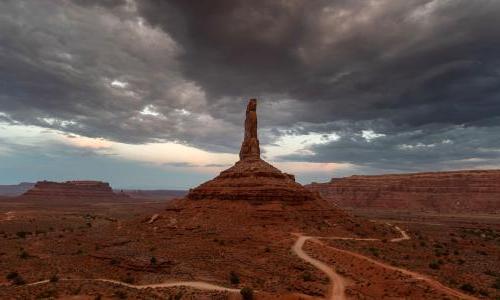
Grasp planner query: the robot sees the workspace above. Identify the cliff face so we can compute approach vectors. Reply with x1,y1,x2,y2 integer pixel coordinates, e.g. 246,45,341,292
306,170,500,213
22,180,129,202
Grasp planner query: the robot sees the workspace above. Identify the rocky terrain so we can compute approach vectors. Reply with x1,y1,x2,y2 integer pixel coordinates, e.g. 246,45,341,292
306,170,500,213
20,180,130,203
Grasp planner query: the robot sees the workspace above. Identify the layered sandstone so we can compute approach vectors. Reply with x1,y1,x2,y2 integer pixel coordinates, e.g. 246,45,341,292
306,170,500,213
187,99,317,203
22,180,129,202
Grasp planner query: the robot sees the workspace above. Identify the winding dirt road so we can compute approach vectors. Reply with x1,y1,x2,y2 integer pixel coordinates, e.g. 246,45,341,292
292,235,347,300
292,225,478,300
25,278,240,293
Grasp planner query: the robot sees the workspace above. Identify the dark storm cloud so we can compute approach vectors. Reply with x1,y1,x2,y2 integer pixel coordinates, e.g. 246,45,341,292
1,0,500,172
0,0,241,152
281,124,500,171
136,0,500,126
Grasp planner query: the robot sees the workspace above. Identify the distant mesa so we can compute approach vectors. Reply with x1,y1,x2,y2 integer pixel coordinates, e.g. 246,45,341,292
0,182,35,196
22,180,130,202
186,98,318,203
306,170,500,213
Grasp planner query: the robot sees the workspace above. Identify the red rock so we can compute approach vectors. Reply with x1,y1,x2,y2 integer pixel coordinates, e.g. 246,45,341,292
22,180,129,202
187,99,317,203
306,170,500,213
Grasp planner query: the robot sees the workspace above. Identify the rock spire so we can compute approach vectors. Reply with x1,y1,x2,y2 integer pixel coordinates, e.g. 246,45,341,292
239,98,260,160
186,98,317,203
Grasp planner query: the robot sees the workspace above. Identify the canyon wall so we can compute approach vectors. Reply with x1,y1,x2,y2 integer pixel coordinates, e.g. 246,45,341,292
306,170,500,213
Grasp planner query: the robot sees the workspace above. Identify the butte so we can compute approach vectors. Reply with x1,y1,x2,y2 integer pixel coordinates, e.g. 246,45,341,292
114,99,390,298
186,98,318,203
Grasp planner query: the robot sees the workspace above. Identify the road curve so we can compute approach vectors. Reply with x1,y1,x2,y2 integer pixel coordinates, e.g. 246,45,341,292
292,235,346,300
293,225,477,300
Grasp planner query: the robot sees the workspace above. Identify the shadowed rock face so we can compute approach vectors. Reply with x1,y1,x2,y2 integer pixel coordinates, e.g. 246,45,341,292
187,99,317,203
306,170,500,213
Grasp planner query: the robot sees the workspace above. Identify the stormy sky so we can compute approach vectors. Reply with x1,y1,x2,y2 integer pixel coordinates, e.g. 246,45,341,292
1,0,499,188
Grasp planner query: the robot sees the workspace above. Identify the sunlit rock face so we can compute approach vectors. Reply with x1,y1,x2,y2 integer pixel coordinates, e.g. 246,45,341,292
187,99,317,203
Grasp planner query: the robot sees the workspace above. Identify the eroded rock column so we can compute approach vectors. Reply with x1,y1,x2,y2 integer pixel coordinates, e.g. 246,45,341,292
239,99,260,160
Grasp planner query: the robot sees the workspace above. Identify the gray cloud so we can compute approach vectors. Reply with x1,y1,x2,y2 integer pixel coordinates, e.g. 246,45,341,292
0,0,500,174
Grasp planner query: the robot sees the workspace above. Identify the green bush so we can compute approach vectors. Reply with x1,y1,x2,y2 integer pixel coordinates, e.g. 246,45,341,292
302,272,313,282
6,271,18,280
429,261,440,269
12,275,26,285
16,231,30,239
493,278,500,290
19,250,29,259
460,283,475,293
240,287,253,300
229,271,240,284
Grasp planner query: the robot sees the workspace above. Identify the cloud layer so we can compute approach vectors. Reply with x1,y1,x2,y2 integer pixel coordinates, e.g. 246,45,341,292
1,0,500,180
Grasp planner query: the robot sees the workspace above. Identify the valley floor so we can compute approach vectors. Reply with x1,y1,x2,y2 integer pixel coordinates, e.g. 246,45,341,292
0,201,498,299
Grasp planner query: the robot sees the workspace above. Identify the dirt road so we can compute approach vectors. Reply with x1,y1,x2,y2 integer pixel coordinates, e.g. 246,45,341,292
293,225,478,300
25,278,240,292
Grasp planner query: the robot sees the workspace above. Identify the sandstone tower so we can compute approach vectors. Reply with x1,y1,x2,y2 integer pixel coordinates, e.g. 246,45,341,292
186,99,317,203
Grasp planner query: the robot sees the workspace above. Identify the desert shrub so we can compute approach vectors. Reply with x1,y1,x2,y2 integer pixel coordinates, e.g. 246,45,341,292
460,283,475,293
6,271,18,280
493,278,500,289
302,272,313,282
114,290,127,299
240,287,254,300
110,258,119,265
122,274,134,284
478,289,489,297
150,256,157,265
12,275,26,285
368,247,379,257
173,291,183,300
49,274,59,283
264,246,271,253
229,271,240,284
16,231,30,238
429,261,440,270
19,250,29,259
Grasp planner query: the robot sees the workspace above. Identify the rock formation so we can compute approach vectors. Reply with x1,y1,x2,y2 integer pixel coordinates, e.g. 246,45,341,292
22,180,129,202
306,170,500,213
239,98,260,160
187,99,317,203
